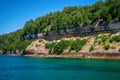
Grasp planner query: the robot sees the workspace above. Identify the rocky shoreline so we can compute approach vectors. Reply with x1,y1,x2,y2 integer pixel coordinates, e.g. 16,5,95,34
1,51,120,59
23,52,120,59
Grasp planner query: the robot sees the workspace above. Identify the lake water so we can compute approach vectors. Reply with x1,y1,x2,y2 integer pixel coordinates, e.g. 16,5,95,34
0,55,120,80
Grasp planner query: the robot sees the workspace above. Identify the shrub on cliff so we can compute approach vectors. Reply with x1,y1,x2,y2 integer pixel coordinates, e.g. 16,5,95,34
104,45,110,50
69,39,88,52
110,35,120,43
101,35,110,45
45,39,88,54
45,40,72,54
89,45,95,51
52,40,72,54
39,39,43,43
45,42,56,53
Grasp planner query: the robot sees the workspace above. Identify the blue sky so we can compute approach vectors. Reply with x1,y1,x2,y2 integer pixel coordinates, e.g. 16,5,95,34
0,0,100,35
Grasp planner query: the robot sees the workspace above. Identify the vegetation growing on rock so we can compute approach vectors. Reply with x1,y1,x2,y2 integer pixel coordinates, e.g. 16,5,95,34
69,39,88,52
26,32,120,55
110,35,120,43
104,45,110,50
45,38,88,54
89,45,95,51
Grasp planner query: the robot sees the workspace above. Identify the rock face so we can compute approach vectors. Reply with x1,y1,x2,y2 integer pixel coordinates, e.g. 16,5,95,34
26,32,120,56
23,22,120,40
0,50,2,54
26,39,49,55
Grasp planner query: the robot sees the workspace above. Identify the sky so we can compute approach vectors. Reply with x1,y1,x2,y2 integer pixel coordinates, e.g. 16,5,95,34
0,0,100,35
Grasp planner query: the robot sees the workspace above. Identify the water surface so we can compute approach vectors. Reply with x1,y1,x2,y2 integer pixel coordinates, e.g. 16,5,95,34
0,55,120,80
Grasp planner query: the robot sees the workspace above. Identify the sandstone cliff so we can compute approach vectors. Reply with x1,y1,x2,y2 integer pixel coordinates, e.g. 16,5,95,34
26,32,120,58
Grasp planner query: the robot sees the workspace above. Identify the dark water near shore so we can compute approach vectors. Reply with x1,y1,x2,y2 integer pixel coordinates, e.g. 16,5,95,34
0,55,120,80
